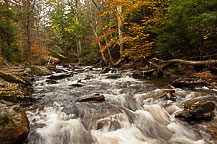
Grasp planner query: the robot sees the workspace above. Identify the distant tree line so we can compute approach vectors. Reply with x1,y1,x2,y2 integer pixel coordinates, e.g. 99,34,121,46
0,0,216,66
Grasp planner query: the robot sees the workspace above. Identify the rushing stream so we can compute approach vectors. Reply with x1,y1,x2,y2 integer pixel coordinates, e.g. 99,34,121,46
25,66,215,144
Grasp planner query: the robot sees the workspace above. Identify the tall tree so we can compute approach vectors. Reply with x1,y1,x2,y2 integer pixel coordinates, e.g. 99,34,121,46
0,0,20,64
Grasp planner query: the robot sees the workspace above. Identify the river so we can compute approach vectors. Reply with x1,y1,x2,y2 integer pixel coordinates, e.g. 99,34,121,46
25,65,215,144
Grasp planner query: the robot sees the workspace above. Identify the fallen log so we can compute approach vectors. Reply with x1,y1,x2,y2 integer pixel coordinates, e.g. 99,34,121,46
135,59,217,78
161,59,217,70
113,57,126,67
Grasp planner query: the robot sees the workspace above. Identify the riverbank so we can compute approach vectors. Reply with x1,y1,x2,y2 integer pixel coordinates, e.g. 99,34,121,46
0,65,51,143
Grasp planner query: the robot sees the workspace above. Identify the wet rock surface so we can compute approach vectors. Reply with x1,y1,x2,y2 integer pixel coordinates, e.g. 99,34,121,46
172,78,206,88
0,78,34,105
47,73,73,80
70,83,83,87
75,94,105,103
0,104,30,144
100,67,111,74
105,74,121,79
28,65,51,76
172,71,217,89
175,97,216,120
0,70,30,86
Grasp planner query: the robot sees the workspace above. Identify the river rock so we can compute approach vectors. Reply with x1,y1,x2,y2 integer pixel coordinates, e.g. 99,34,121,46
105,74,121,79
172,78,206,88
48,66,67,73
0,76,35,105
96,119,121,131
0,70,30,85
137,89,176,105
202,118,217,141
47,73,73,80
46,79,58,84
74,102,133,130
75,94,105,103
100,67,110,74
175,97,215,120
28,65,52,76
153,89,176,101
70,83,83,87
0,104,30,144
0,92,35,105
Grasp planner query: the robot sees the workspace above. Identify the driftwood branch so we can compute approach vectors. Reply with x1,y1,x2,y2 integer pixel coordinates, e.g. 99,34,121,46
113,57,125,67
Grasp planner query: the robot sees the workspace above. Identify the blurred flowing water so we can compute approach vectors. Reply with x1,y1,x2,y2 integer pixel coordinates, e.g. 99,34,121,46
25,66,215,144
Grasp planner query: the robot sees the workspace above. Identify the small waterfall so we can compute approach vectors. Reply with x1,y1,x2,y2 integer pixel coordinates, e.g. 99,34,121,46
25,66,213,144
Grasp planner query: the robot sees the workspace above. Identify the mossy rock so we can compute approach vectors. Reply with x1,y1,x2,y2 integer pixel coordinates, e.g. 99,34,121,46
0,104,30,143
0,70,30,85
0,92,35,104
28,65,51,76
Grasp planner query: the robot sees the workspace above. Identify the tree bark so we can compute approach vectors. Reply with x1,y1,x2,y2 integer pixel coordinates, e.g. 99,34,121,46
75,0,82,55
27,18,32,64
105,39,114,66
117,3,123,56
162,59,217,70
90,23,107,65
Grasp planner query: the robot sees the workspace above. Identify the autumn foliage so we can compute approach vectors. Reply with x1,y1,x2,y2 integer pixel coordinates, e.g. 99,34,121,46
0,0,216,66
93,0,167,61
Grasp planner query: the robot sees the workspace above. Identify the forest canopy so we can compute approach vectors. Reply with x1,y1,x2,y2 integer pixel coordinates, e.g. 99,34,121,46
0,0,216,66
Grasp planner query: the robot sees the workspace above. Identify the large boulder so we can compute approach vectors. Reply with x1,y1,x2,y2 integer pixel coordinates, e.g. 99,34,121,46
27,65,51,76
0,70,30,86
0,76,35,105
0,104,30,144
175,97,215,120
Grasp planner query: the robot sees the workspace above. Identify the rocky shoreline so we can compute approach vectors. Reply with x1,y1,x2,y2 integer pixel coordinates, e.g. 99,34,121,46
0,65,51,144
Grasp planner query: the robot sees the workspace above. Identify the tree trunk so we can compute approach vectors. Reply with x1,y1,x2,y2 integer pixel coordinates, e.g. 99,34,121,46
27,18,32,64
90,23,107,65
117,4,123,57
105,39,114,66
75,0,82,55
